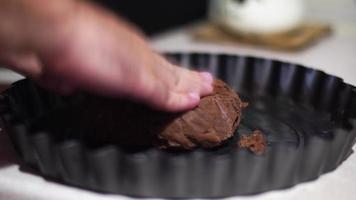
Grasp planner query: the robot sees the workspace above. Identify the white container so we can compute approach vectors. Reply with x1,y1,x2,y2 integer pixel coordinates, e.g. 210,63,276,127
209,0,305,34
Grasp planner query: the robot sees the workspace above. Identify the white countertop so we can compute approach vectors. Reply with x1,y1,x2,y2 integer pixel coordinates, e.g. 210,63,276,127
0,23,356,200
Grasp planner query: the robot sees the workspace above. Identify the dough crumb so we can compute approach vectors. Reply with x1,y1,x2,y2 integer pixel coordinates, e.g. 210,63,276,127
238,130,267,155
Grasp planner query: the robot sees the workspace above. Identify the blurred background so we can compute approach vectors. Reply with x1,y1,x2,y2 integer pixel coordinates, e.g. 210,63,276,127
95,0,356,35
1,0,356,85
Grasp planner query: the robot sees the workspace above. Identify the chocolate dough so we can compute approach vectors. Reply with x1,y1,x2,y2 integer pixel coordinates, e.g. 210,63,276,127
238,130,267,155
158,80,247,149
49,80,246,150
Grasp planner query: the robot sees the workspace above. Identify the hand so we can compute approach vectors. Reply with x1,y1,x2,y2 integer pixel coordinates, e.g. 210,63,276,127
0,0,213,112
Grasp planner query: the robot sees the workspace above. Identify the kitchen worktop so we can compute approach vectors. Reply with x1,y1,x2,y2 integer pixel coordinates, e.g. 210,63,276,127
0,23,355,200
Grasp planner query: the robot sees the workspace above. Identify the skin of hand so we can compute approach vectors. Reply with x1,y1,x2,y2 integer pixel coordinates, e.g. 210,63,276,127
0,0,213,112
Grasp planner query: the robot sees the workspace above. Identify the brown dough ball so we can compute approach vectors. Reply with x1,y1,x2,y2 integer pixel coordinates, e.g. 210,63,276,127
158,79,247,149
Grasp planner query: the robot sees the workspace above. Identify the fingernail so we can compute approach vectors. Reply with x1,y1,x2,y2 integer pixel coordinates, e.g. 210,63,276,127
199,72,214,93
199,72,213,83
188,92,200,102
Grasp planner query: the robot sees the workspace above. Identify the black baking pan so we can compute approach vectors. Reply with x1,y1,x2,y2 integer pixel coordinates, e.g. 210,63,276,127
1,53,355,198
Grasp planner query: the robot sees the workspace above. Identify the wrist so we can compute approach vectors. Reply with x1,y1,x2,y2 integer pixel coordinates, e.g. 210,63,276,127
0,0,79,52
25,0,79,51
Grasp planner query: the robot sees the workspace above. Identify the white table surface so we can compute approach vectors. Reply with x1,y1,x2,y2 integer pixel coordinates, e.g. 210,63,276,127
0,23,356,200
